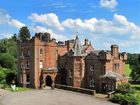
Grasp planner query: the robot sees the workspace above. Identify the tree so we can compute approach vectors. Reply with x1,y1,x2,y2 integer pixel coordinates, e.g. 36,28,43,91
130,54,140,81
11,33,17,41
18,26,31,41
0,53,15,69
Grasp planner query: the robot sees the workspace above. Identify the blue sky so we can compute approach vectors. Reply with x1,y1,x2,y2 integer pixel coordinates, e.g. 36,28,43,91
0,0,140,53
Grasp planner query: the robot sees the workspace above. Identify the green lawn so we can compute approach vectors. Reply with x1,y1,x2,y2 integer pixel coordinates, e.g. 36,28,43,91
5,86,32,92
0,84,32,92
131,84,140,105
125,64,132,77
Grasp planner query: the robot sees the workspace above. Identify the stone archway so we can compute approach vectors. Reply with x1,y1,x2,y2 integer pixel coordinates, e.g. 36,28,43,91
46,75,52,87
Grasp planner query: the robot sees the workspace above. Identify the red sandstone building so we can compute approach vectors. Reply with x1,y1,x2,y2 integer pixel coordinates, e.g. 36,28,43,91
17,32,128,92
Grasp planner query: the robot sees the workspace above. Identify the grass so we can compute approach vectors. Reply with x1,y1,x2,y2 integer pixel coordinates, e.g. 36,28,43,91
125,64,132,77
5,86,32,92
131,84,140,105
0,84,32,92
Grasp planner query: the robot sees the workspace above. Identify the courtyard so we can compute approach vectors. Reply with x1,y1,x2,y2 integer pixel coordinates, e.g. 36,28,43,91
0,88,118,105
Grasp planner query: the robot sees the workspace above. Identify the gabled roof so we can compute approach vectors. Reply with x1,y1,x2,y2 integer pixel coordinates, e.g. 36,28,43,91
72,36,83,56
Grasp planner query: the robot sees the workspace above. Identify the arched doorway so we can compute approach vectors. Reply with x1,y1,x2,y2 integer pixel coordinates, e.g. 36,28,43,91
46,75,52,87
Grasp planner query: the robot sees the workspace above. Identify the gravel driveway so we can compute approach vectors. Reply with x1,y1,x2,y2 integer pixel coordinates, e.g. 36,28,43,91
0,89,118,105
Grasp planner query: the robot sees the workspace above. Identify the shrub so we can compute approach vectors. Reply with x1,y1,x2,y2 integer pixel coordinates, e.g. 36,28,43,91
121,94,139,105
115,83,134,94
110,93,139,105
110,93,124,103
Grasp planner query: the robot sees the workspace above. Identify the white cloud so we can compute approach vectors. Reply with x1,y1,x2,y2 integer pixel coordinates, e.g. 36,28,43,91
29,13,140,53
0,8,25,28
100,0,118,9
28,13,64,31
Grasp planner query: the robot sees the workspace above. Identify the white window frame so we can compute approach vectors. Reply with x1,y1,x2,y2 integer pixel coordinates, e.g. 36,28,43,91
90,77,95,87
39,60,43,69
40,49,43,56
69,69,73,78
90,64,94,71
26,61,30,69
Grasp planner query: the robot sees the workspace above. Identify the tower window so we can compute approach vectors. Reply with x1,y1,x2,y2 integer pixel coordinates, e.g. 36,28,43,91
69,69,73,78
90,77,95,87
21,50,24,56
21,62,24,69
39,60,43,69
26,61,30,69
114,64,119,72
40,49,43,56
26,74,30,83
90,65,94,71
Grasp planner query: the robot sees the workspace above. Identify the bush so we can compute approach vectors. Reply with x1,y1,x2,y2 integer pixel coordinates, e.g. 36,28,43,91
122,94,139,105
115,83,134,94
110,93,124,103
110,93,139,105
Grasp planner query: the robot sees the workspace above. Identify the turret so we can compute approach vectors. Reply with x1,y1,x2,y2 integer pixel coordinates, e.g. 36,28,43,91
111,44,119,59
84,38,88,46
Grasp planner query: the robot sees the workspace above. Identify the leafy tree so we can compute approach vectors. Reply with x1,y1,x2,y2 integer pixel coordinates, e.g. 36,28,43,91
126,53,139,65
0,67,7,84
130,54,140,81
0,53,15,69
0,44,7,53
11,33,17,41
0,36,17,85
18,26,31,41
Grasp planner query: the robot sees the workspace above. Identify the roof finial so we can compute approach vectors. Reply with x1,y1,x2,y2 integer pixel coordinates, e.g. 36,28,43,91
75,28,79,40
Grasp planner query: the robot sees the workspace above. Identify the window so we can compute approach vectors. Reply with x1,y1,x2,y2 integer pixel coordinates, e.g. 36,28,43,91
39,60,43,69
26,74,30,83
21,50,23,56
21,62,24,69
90,65,94,71
69,69,73,78
40,49,43,56
27,49,30,56
26,61,30,69
114,64,119,71
90,77,95,87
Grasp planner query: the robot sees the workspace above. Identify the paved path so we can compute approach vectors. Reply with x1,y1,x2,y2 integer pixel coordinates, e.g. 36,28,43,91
0,89,118,105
